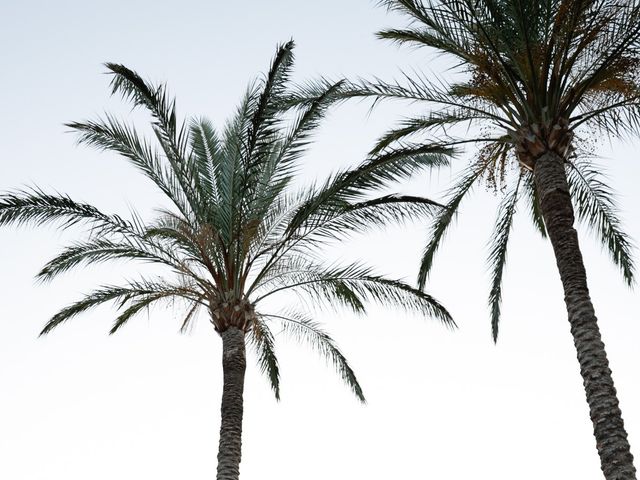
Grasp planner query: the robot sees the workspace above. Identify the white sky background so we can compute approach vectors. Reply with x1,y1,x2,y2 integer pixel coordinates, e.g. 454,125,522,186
1,1,639,479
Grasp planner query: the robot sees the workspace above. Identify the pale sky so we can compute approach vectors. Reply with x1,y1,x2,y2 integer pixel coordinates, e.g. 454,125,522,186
1,1,639,479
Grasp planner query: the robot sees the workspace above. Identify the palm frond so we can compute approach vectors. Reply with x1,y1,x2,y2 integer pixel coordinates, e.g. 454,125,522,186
295,194,443,245
248,317,281,399
189,117,222,201
0,189,137,234
566,160,635,285
279,77,347,110
238,41,296,211
264,311,365,402
109,292,172,334
487,173,522,342
41,279,202,336
255,262,454,326
273,80,345,181
418,161,489,288
105,62,181,150
66,116,191,217
522,172,547,237
370,111,496,155
179,299,203,334
342,73,512,126
105,63,199,215
286,142,452,237
35,237,197,284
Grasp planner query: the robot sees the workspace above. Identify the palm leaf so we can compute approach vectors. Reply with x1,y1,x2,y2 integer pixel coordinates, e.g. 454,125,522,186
0,189,138,235
566,160,635,285
264,311,365,402
418,160,489,288
248,317,281,399
487,173,522,342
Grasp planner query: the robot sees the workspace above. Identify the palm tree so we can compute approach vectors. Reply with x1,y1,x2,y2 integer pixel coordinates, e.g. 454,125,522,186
325,1,639,478
0,42,455,480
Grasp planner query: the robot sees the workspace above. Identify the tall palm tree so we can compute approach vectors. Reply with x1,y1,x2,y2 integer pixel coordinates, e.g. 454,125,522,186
326,1,639,478
0,42,455,480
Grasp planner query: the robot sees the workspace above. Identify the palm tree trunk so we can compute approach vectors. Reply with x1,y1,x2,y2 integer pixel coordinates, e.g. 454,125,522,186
533,151,636,480
216,326,247,480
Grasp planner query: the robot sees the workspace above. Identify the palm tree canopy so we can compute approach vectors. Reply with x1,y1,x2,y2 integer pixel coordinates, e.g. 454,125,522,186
316,0,640,339
0,41,455,401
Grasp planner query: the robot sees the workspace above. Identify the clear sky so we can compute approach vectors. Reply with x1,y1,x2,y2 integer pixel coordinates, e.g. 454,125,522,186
1,1,639,479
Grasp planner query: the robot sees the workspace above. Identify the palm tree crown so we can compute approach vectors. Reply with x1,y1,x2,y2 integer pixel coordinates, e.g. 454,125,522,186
341,0,640,338
0,41,454,400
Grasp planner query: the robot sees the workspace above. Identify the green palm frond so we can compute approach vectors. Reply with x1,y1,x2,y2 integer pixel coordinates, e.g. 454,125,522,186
332,142,453,200
109,292,175,335
215,88,252,247
573,97,640,140
188,117,222,201
370,111,500,155
255,262,371,313
245,41,295,162
40,279,201,336
40,285,139,336
264,311,365,403
272,79,345,181
179,299,203,334
261,194,443,261
342,73,512,126
487,173,522,342
522,172,547,238
279,77,347,110
566,160,635,285
255,262,454,326
66,116,192,217
0,189,138,234
285,142,452,238
105,62,199,215
105,62,185,154
282,194,443,253
35,238,181,283
248,317,281,399
144,209,204,256
418,160,489,289
245,191,306,264
311,194,443,239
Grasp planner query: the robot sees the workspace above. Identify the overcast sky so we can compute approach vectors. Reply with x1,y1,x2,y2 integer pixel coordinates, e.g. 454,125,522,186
1,1,639,479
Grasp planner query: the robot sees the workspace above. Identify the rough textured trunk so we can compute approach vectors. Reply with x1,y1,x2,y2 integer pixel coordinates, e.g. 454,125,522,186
533,151,636,480
216,327,247,480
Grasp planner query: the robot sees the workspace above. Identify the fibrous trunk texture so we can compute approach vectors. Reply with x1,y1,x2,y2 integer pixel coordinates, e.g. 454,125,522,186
533,151,636,480
216,327,247,480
